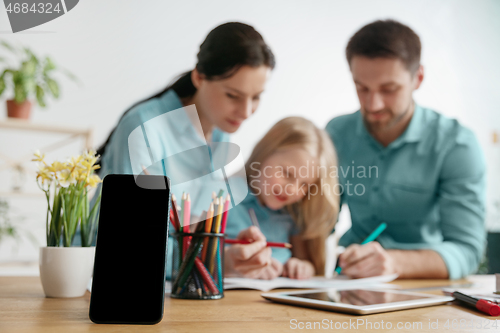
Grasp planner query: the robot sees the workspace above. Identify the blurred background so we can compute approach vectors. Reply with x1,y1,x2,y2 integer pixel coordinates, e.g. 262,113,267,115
0,0,499,272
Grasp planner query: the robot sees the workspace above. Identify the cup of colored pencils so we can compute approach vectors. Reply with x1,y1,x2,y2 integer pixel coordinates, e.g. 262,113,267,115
170,191,229,300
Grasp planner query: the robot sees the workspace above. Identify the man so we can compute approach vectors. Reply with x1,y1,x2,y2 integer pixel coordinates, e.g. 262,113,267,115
326,20,486,279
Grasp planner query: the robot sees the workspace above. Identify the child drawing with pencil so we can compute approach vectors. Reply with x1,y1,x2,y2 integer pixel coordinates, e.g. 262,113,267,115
225,117,339,280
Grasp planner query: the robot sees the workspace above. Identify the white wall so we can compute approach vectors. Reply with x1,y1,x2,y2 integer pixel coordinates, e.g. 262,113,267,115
1,0,499,261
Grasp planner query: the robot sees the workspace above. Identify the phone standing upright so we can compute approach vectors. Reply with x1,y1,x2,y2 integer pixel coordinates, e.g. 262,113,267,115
89,174,170,325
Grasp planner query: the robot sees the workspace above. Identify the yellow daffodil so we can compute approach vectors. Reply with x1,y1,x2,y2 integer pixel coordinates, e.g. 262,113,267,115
48,161,65,173
58,169,77,187
87,174,102,188
33,149,101,188
34,149,103,247
67,155,82,168
36,164,53,185
83,149,97,160
32,150,46,162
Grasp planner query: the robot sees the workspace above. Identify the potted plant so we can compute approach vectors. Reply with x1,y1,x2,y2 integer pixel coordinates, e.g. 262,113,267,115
33,150,101,298
0,41,76,119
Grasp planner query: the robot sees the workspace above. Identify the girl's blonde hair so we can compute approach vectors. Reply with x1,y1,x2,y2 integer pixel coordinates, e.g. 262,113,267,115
245,117,339,274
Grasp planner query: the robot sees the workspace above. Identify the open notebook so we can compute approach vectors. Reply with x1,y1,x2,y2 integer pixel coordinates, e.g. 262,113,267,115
87,274,398,294
223,274,398,292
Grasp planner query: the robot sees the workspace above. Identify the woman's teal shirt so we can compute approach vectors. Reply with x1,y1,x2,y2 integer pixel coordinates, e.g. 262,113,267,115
77,89,230,279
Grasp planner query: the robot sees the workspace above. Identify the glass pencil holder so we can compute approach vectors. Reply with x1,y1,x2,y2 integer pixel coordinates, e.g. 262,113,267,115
170,232,224,300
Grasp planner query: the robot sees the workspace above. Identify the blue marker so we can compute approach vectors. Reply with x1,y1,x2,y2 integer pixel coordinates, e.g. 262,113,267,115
334,222,387,275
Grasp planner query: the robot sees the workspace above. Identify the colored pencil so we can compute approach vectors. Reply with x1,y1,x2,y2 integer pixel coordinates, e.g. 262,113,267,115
194,257,219,294
216,241,223,292
183,194,191,233
169,209,176,230
170,190,226,297
174,238,203,293
170,196,180,230
193,269,202,297
201,203,214,262
214,197,224,233
224,239,292,248
211,198,219,233
205,198,219,269
220,194,230,233
179,273,193,295
182,194,191,256
180,192,186,219
334,222,387,275
208,197,224,274
248,208,260,229
191,211,206,233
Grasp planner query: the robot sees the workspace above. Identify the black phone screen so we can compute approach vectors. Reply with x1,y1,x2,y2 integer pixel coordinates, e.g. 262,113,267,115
89,174,170,324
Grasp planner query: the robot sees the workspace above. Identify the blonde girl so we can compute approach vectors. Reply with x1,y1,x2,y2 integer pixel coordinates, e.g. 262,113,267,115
225,117,339,279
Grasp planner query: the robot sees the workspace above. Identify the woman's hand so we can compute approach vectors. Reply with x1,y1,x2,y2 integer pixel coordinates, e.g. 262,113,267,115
225,226,276,278
282,257,315,280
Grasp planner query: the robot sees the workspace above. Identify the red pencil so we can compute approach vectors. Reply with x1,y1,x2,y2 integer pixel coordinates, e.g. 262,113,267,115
171,194,181,231
225,239,292,248
169,209,178,231
194,257,219,294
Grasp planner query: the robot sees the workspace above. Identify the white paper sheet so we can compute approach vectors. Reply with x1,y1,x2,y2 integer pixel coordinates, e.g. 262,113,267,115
223,274,399,292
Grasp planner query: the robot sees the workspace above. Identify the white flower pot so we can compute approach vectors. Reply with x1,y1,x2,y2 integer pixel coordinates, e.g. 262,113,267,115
39,246,95,298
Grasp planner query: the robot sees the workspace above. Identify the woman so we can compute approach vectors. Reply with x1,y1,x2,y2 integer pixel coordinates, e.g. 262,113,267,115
93,22,276,278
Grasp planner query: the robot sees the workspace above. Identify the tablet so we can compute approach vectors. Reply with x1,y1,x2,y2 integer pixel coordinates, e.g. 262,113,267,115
261,288,453,315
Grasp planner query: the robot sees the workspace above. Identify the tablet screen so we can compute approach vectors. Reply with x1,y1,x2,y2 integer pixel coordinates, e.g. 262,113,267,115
293,289,430,306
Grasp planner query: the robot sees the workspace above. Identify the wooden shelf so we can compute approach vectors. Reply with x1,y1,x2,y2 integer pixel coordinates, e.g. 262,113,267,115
0,117,94,198
0,118,93,148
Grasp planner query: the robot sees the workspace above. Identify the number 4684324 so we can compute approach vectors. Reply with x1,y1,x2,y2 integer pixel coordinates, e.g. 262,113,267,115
5,2,61,14
443,319,498,330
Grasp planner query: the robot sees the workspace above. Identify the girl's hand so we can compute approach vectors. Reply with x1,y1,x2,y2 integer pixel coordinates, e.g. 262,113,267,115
225,226,274,278
282,258,315,280
251,258,283,280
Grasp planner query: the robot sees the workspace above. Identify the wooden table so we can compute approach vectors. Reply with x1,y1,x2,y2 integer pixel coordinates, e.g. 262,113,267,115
0,276,498,333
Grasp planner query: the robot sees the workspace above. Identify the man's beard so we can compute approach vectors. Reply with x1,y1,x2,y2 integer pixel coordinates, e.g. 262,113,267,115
363,101,413,133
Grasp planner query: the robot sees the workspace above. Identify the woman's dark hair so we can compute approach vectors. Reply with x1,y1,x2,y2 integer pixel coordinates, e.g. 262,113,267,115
96,22,275,169
346,19,421,73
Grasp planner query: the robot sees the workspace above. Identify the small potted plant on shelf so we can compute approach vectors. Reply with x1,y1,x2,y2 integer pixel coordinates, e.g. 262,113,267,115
33,150,101,298
0,41,77,119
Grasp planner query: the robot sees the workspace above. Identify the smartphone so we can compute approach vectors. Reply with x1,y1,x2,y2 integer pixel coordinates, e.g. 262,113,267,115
89,174,170,325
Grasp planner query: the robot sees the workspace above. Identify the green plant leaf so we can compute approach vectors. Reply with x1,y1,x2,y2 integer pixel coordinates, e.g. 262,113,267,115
43,57,56,73
46,78,59,98
21,59,37,77
14,83,27,103
36,85,46,107
62,67,78,81
24,77,36,94
24,48,39,64
0,41,17,54
0,75,5,96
